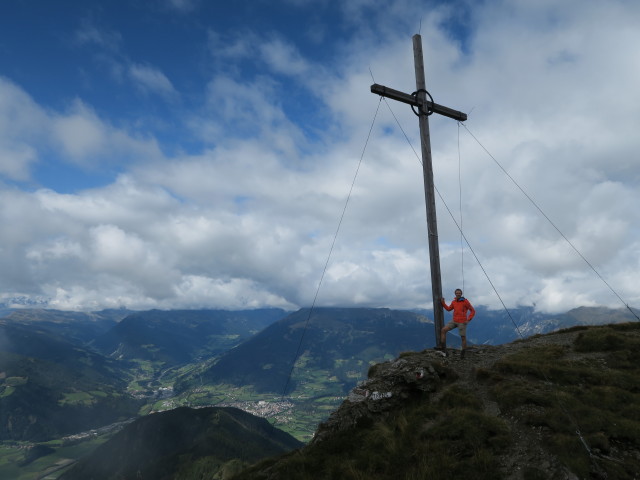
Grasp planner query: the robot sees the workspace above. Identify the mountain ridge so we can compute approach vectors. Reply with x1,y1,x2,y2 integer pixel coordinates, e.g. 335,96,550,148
0,320,141,441
184,307,436,394
91,308,289,365
233,321,640,479
59,406,303,480
2,305,638,479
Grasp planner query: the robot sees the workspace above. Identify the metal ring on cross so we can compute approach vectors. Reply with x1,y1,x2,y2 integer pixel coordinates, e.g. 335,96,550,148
411,89,434,116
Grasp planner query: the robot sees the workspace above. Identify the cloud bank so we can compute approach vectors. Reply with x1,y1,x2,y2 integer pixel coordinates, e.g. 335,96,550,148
0,0,638,314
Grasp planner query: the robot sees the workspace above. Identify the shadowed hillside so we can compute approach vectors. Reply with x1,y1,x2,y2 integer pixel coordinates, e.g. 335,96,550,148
233,322,640,479
183,308,436,394
1,308,128,345
92,308,288,365
60,406,303,480
0,321,141,441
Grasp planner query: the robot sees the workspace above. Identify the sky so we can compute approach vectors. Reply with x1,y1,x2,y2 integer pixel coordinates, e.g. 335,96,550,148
0,0,638,314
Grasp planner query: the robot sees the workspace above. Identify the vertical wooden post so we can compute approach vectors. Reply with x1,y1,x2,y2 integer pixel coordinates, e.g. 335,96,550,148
370,36,466,347
413,34,445,345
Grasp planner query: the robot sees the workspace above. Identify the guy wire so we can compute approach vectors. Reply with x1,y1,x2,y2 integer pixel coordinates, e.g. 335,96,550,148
382,99,601,465
380,97,518,332
460,122,639,321
280,96,384,400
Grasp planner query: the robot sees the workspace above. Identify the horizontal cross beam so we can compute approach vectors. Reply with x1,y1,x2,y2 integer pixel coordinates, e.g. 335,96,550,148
371,83,467,122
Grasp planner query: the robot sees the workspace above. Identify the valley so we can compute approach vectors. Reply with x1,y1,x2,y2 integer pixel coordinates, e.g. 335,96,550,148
1,305,638,479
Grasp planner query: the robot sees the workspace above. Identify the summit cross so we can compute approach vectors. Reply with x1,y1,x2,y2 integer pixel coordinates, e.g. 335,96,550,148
370,34,467,346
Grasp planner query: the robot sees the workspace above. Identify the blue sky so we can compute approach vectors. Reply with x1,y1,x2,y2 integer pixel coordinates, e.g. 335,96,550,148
1,0,639,313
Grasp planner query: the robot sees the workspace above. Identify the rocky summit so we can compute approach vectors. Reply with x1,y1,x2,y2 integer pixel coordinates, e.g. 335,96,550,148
233,322,640,480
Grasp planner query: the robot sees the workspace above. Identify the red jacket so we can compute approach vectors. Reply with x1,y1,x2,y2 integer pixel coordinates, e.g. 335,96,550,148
442,297,475,323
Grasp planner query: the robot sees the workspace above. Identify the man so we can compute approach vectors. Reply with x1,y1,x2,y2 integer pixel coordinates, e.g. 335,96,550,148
438,289,475,357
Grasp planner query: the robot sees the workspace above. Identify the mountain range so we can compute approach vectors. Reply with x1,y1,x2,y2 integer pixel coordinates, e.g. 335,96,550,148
184,307,435,394
415,304,640,346
1,304,638,479
91,308,288,365
1,308,129,345
1,308,288,443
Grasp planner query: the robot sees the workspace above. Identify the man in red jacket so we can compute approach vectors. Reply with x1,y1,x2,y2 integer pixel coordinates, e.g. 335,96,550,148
439,288,475,357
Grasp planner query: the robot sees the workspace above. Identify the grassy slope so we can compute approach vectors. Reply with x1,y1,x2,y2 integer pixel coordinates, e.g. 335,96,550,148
232,322,640,480
58,406,303,480
0,327,141,442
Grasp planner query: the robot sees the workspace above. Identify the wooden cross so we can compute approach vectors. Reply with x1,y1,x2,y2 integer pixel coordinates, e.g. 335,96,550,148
370,34,467,347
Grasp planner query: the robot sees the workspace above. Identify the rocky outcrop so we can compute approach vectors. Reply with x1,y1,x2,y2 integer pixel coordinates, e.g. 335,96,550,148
311,350,457,444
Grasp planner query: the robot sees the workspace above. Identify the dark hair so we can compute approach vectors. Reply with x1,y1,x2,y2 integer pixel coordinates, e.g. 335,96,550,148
455,289,462,294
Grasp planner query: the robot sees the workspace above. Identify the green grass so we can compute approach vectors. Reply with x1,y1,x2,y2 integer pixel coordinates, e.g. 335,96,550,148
165,358,355,441
234,385,510,480
486,323,640,479
141,377,343,442
0,376,28,398
0,386,15,398
232,325,640,479
0,443,26,479
59,391,95,406
4,376,28,387
0,435,111,480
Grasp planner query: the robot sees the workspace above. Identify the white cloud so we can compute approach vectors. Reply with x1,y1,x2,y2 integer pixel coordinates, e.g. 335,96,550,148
128,63,178,99
172,276,296,310
207,30,254,60
74,21,179,102
0,79,163,178
0,77,48,180
0,0,639,314
0,144,37,181
259,38,312,76
52,100,109,160
74,20,123,51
